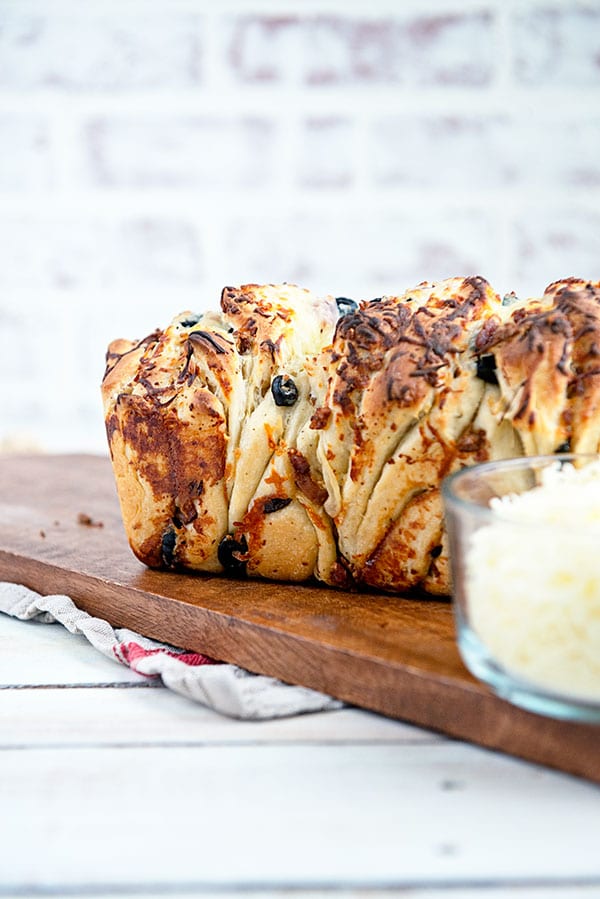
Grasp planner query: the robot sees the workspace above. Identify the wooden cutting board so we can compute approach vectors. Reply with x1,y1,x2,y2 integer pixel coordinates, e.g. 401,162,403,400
1,454,598,783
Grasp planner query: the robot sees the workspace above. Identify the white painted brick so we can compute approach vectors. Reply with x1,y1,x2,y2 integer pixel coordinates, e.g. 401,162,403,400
512,5,600,87
225,15,303,84
0,296,70,432
296,118,354,187
401,11,495,88
0,217,203,290
370,115,515,190
224,11,495,87
371,114,600,190
514,207,600,298
514,116,600,188
300,16,402,86
224,211,501,300
85,117,276,188
0,12,203,91
0,115,54,190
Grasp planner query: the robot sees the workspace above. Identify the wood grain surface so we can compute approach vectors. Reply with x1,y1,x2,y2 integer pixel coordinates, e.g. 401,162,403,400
0,454,598,784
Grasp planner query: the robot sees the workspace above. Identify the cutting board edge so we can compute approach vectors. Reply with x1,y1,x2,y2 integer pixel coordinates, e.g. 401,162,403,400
2,549,600,787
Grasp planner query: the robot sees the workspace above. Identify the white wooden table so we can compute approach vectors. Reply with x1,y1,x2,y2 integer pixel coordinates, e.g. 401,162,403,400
1,611,599,896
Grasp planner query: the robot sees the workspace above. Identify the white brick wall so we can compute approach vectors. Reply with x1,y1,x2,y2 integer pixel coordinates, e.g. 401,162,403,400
0,0,599,453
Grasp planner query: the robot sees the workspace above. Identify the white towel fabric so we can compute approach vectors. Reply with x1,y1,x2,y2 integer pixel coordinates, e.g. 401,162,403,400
0,581,343,719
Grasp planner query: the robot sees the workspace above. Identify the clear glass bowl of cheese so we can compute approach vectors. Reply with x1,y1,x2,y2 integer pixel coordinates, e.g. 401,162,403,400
442,454,600,722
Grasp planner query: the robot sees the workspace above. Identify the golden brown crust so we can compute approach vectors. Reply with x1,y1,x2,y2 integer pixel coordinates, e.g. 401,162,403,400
477,303,571,456
102,285,338,583
309,276,503,590
103,277,600,597
548,282,600,453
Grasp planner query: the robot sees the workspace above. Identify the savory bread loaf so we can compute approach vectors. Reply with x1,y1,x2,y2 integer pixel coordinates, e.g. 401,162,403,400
102,276,600,595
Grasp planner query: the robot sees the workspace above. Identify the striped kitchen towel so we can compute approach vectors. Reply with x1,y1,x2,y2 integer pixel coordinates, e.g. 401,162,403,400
0,581,343,720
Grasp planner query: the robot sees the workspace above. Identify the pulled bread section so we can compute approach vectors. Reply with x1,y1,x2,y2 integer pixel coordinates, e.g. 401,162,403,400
102,277,600,596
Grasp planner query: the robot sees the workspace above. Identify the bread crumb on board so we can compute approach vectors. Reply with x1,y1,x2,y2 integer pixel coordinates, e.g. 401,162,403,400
77,512,104,528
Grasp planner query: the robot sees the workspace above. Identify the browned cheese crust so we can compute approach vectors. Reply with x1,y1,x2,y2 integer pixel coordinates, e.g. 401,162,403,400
102,277,600,596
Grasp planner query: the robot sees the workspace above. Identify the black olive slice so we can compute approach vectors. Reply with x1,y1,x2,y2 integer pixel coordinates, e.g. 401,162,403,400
555,440,571,453
217,534,248,574
335,297,358,316
476,354,498,385
271,374,298,407
161,528,177,567
263,497,292,514
179,315,201,328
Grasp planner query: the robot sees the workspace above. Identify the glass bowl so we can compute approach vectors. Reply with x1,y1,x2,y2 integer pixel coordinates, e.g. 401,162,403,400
442,454,600,723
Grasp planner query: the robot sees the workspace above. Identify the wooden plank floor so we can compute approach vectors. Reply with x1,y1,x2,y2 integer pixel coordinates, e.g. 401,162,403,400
1,610,600,895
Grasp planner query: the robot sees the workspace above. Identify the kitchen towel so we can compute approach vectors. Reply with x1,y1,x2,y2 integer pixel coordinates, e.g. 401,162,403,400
0,581,343,719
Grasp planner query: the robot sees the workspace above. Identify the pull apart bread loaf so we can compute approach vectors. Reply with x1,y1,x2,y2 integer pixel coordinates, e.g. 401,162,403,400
102,277,600,596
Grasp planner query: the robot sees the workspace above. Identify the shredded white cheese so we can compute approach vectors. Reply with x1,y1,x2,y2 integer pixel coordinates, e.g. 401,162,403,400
466,460,600,703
